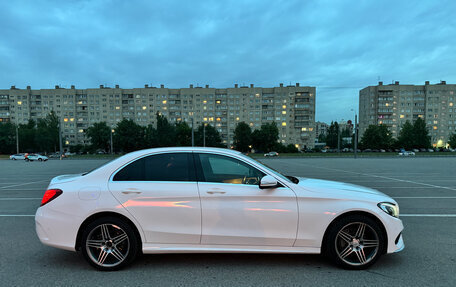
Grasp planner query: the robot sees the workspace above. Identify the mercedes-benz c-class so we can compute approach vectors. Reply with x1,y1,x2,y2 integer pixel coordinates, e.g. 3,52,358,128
35,147,404,270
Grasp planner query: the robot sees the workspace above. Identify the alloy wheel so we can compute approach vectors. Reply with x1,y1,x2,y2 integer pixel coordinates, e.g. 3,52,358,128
335,222,379,266
85,223,130,267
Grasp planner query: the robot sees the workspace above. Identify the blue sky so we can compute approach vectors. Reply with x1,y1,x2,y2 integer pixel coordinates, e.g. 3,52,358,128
1,0,455,122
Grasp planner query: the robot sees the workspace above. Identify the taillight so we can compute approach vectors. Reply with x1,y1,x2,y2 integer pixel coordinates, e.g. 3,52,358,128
41,189,63,207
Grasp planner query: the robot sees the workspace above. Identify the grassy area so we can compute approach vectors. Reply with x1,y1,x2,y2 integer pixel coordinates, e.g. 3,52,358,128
64,154,121,160
0,155,9,160
250,152,456,158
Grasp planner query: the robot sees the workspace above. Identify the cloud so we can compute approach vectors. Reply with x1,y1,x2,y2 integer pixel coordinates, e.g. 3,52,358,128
1,0,456,122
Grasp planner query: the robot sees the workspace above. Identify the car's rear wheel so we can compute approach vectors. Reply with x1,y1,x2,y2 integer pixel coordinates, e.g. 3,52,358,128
81,217,139,271
325,215,385,269
38,158,43,162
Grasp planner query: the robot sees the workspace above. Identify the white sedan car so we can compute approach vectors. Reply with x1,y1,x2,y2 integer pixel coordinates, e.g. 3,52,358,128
10,154,26,160
26,154,49,161
36,147,404,271
398,151,415,156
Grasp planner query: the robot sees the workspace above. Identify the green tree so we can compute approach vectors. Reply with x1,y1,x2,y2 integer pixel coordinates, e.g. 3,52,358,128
154,113,176,147
341,127,351,137
275,143,299,153
86,122,111,152
0,122,16,154
35,111,60,153
397,121,414,150
175,121,192,146
251,122,279,152
233,122,252,152
317,133,326,143
360,124,392,150
448,133,456,149
326,121,340,149
195,123,223,147
412,117,431,148
18,119,36,152
113,119,145,152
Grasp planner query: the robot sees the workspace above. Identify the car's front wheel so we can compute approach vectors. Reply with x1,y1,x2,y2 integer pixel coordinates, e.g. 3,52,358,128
38,158,43,162
325,215,385,269
81,217,139,271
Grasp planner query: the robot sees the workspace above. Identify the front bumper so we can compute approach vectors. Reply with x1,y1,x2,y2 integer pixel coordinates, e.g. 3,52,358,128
384,216,404,253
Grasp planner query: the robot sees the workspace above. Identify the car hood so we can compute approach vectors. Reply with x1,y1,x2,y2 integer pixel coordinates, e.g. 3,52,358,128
295,177,392,201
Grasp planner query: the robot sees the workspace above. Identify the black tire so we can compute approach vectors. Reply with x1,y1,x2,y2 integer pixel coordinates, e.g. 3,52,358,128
325,214,385,270
38,158,43,162
81,216,139,271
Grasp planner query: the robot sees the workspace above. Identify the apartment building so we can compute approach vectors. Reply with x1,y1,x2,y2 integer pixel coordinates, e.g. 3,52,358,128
315,121,329,139
0,83,316,149
359,81,456,147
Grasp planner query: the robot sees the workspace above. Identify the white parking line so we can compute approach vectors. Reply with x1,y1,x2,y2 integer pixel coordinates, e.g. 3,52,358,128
0,180,49,189
0,198,41,200
368,187,444,189
0,215,35,217
300,165,456,191
1,188,44,191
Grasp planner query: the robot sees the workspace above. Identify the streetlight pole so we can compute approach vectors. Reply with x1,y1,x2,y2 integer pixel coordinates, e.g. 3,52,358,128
16,125,19,154
354,114,358,159
191,117,194,147
59,118,63,160
337,124,340,154
110,129,114,154
203,123,206,147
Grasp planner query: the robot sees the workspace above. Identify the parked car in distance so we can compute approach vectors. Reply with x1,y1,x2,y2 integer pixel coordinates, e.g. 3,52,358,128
26,154,49,161
412,149,419,153
35,147,404,271
427,149,434,153
10,154,26,160
398,150,415,156
264,151,279,157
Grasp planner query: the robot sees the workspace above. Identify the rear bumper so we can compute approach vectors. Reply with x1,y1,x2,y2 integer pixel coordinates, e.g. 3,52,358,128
35,206,82,252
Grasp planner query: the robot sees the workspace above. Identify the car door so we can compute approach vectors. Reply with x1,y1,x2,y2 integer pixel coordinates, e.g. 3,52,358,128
108,152,201,244
195,152,298,246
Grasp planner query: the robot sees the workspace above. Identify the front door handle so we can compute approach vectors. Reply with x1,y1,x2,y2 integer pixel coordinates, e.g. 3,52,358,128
207,189,226,194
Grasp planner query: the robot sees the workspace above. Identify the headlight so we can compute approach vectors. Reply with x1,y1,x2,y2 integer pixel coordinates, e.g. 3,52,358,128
378,202,399,218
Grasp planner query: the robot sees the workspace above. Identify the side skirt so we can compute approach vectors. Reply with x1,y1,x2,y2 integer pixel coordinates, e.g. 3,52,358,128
142,244,320,254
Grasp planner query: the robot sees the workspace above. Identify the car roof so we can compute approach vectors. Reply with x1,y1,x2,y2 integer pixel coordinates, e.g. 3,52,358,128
128,146,242,156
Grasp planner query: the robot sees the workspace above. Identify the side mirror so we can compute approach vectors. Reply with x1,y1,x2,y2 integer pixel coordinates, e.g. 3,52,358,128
259,175,278,189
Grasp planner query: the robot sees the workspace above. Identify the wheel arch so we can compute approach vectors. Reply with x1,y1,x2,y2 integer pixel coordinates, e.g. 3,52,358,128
321,210,388,255
75,211,143,252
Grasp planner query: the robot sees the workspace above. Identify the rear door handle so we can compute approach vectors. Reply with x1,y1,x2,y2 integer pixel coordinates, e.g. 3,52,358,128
122,189,142,195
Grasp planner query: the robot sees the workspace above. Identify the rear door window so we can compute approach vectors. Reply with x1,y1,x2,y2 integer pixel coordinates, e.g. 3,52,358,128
113,153,195,181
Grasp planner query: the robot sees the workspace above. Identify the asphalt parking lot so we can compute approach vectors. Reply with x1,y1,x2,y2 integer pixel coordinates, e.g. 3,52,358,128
0,157,455,286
